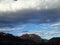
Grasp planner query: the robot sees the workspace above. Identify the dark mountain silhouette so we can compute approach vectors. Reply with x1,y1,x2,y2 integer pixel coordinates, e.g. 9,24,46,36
20,34,43,43
0,32,60,45
48,37,60,45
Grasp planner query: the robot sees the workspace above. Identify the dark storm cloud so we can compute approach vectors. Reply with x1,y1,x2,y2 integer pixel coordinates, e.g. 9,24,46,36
0,8,60,27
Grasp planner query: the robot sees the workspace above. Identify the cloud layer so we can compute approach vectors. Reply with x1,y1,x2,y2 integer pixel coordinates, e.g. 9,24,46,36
0,0,60,25
0,0,60,11
0,0,60,34
0,9,60,27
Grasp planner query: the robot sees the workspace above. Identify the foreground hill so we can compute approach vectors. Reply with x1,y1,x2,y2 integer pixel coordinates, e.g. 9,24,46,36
0,32,60,45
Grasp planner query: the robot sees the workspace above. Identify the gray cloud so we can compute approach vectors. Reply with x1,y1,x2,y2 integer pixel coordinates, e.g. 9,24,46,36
0,8,60,27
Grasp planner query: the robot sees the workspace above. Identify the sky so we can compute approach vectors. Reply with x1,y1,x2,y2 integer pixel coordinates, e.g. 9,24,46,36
0,0,60,39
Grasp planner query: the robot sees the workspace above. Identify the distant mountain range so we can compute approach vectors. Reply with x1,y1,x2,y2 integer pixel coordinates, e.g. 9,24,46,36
0,32,60,45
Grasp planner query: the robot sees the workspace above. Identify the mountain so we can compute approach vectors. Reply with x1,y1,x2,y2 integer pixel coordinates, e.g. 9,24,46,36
20,34,43,43
0,32,40,45
0,32,60,45
48,37,60,45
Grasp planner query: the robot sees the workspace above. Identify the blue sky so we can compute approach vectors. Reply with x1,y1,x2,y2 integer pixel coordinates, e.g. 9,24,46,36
0,0,60,39
7,23,60,39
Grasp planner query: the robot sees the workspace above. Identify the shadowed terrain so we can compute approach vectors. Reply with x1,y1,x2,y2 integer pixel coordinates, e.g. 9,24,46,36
0,32,60,45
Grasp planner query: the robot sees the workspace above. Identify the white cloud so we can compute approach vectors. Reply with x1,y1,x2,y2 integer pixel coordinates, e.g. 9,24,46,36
0,0,60,12
50,23,60,27
47,32,60,35
0,25,25,32
17,29,60,39
50,23,60,31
